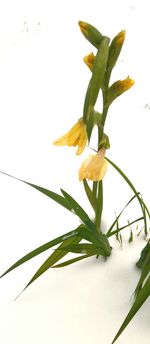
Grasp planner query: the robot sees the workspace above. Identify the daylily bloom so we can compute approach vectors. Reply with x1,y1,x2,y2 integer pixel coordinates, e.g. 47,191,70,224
78,148,108,181
53,119,87,155
84,52,95,71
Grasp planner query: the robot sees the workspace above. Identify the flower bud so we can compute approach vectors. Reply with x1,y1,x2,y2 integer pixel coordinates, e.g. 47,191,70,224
83,36,110,118
99,133,110,150
107,77,135,104
83,52,96,71
107,30,126,71
78,21,103,48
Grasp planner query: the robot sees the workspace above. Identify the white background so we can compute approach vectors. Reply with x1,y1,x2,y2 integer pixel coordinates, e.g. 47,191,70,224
0,0,150,343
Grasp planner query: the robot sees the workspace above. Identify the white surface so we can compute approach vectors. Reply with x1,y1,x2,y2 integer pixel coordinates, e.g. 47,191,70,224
0,1,150,343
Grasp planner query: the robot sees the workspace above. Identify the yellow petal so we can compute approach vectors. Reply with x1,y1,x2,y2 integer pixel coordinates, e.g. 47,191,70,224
53,133,68,146
53,119,87,155
78,149,108,181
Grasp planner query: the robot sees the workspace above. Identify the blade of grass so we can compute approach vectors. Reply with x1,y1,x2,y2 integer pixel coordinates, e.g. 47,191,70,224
134,249,150,298
78,226,111,256
0,171,71,211
83,179,97,211
112,276,150,344
58,243,106,255
20,235,82,295
106,158,148,236
107,217,143,237
52,254,93,268
0,225,85,278
61,189,96,231
106,194,139,236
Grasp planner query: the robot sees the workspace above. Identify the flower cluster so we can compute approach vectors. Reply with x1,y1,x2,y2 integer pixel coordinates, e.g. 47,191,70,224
53,21,134,183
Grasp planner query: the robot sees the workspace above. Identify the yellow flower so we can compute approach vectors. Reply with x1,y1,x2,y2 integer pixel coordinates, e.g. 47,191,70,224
53,119,87,155
83,52,95,71
78,148,108,181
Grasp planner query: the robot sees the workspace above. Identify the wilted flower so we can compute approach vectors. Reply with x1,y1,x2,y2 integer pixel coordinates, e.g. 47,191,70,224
116,77,135,92
78,148,108,181
107,77,135,104
53,119,87,155
84,52,96,71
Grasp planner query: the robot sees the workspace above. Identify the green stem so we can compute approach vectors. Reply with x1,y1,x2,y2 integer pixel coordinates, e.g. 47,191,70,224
93,181,98,197
95,181,103,231
94,74,111,232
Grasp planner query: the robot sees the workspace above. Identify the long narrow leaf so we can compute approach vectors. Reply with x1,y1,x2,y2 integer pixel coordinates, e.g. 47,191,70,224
107,217,144,237
61,189,96,231
134,249,150,298
58,243,105,255
112,276,150,343
106,158,148,236
0,226,84,278
21,235,82,293
0,171,72,211
83,179,97,211
106,194,139,236
78,226,111,256
52,254,93,268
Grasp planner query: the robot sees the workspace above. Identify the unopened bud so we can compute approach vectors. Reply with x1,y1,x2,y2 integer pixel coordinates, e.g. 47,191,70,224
78,21,103,48
107,77,135,104
83,52,96,71
107,30,126,71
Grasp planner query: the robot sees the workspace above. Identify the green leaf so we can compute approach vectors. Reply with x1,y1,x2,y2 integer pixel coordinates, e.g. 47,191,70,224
78,226,111,256
58,243,105,255
128,228,133,243
106,158,149,237
52,254,92,268
0,226,84,278
21,235,82,293
86,107,95,141
0,170,71,211
60,189,96,231
134,248,150,298
111,276,150,344
136,241,150,269
83,180,97,211
108,217,143,237
106,194,139,236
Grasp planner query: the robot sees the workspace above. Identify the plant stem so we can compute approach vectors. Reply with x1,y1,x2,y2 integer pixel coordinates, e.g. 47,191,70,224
93,181,98,197
94,72,111,232
95,181,103,231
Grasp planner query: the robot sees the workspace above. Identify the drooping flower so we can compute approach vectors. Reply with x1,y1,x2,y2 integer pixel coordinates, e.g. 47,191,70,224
53,119,87,155
78,148,108,181
83,52,95,71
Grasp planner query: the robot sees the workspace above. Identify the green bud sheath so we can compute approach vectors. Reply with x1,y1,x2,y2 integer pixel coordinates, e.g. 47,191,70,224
83,36,110,119
107,30,125,72
78,21,103,48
